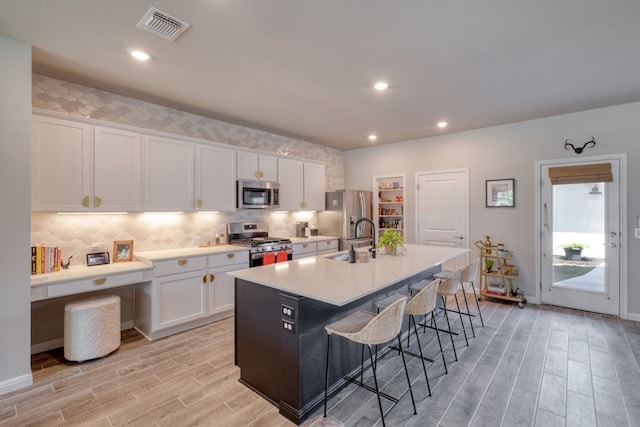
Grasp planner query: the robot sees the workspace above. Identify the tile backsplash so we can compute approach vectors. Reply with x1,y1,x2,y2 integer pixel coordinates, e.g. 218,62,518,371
31,75,343,266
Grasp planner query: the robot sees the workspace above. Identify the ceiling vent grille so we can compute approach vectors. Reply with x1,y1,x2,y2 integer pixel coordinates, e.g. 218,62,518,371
137,7,190,41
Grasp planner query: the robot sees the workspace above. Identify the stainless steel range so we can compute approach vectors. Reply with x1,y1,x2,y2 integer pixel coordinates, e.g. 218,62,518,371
227,222,293,267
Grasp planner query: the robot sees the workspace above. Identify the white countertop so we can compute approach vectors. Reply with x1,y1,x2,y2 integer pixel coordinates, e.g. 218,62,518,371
30,261,152,287
230,244,469,306
135,244,248,261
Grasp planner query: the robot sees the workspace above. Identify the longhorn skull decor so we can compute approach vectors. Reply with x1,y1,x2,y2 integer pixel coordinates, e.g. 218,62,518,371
564,137,596,154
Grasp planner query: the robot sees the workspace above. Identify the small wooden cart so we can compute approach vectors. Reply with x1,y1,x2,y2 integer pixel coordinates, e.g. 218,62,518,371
474,240,526,308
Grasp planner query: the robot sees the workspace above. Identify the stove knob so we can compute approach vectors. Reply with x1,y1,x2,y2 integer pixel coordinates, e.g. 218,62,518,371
256,247,263,253
273,245,280,251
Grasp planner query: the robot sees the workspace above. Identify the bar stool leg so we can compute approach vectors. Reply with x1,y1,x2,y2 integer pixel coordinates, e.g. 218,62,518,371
367,344,387,427
432,311,448,374
442,296,458,361
470,280,485,326
460,282,476,338
324,334,330,417
454,294,469,346
397,335,418,415
411,315,431,396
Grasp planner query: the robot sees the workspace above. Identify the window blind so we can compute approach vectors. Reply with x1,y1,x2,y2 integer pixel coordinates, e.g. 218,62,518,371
548,163,612,185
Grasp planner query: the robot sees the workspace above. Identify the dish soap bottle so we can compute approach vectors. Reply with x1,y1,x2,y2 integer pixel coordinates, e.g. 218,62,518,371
349,245,356,263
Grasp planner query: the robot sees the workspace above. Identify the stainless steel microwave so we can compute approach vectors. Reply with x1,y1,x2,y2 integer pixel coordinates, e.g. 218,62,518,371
237,180,280,209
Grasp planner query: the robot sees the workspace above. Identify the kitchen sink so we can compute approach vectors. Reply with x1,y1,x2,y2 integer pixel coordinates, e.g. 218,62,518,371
324,252,350,261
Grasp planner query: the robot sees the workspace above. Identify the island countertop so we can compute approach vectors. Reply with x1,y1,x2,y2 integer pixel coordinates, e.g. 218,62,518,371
229,244,468,306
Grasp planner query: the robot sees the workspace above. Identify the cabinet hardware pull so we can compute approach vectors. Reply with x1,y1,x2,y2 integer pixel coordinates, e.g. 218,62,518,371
227,253,234,259
303,244,308,248
178,259,188,265
202,275,207,284
196,199,203,208
82,196,90,207
94,196,102,208
93,277,107,285
210,274,215,282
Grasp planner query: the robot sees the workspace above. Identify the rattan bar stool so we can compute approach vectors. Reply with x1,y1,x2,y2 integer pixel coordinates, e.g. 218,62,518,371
411,268,468,361
324,297,416,426
432,258,484,330
375,278,448,389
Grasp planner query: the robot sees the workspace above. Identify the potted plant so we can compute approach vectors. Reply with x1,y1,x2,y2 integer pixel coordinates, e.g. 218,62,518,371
485,259,495,273
561,243,587,261
377,230,405,255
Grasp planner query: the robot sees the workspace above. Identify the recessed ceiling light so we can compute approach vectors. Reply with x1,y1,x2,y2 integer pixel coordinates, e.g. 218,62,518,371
368,134,378,141
373,81,389,91
129,49,150,61
437,121,448,128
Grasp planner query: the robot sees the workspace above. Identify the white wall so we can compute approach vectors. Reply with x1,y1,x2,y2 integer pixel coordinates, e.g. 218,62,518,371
344,102,640,316
0,35,32,393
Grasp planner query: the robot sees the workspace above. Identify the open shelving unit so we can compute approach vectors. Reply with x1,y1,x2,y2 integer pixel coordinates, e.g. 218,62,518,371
373,173,406,237
474,239,526,308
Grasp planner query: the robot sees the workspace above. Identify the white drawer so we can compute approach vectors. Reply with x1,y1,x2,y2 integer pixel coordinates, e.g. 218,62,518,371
293,242,317,256
317,239,339,253
46,270,145,298
154,256,208,276
208,250,249,268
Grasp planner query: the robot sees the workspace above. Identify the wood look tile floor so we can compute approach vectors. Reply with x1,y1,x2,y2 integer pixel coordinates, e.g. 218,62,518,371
2,298,640,426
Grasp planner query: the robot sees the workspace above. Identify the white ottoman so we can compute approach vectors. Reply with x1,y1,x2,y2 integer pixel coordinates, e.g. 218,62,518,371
64,295,121,362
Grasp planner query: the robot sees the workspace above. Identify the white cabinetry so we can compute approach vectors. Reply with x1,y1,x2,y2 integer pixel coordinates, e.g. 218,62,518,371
292,238,339,259
316,239,339,255
144,135,194,211
278,159,325,211
206,251,249,316
292,242,316,259
195,144,236,212
237,151,278,181
32,115,141,212
136,249,249,340
153,256,208,331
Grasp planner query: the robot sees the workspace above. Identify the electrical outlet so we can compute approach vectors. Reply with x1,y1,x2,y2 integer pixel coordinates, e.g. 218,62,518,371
90,242,106,252
635,228,640,238
192,235,202,245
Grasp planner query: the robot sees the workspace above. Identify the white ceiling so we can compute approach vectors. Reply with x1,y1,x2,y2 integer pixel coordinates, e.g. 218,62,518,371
2,0,640,150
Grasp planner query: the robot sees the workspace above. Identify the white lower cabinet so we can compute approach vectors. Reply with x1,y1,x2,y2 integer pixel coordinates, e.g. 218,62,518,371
293,239,339,259
136,250,249,340
316,239,339,255
293,242,317,259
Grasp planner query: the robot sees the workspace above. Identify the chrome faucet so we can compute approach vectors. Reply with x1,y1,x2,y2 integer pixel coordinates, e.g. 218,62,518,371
353,217,377,258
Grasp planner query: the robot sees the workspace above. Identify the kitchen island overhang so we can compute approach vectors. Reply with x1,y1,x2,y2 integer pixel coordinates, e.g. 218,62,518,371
230,244,469,424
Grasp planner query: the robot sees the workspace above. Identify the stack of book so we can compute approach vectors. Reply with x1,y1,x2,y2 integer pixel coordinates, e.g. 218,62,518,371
485,283,507,296
31,245,62,275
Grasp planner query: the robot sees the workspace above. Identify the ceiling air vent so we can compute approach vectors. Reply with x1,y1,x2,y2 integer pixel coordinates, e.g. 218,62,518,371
137,7,190,41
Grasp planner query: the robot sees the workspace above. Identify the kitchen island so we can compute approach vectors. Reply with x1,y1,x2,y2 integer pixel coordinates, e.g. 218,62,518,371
230,244,468,424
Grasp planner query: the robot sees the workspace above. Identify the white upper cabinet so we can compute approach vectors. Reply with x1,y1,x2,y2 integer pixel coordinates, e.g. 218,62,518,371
237,150,278,181
303,162,326,211
278,158,325,211
195,144,236,212
144,135,194,212
94,126,141,212
32,115,141,212
277,158,304,210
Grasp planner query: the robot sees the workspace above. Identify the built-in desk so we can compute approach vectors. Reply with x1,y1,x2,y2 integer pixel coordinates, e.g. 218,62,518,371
230,244,469,424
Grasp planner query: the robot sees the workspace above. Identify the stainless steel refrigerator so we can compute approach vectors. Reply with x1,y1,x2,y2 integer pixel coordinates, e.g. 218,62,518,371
318,190,374,250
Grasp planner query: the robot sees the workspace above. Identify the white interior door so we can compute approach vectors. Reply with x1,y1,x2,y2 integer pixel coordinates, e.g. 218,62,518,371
540,158,622,315
416,169,469,271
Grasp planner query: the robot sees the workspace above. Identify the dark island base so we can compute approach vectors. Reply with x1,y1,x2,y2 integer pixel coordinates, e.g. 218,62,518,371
234,265,439,424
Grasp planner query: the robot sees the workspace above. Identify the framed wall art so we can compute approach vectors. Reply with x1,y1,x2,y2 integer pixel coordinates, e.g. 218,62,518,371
486,178,515,207
113,240,134,262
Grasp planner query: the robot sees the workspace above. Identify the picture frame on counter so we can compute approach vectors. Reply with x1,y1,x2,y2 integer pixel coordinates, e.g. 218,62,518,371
113,240,134,262
486,178,515,207
87,252,110,266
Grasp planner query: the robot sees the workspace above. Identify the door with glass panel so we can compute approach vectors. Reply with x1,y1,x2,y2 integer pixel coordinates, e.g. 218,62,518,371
540,159,621,315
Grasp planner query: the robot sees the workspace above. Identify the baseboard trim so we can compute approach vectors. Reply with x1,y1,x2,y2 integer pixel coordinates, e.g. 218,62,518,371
31,320,134,354
0,373,33,396
627,312,640,322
